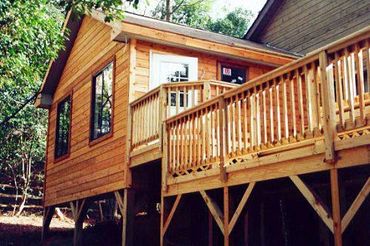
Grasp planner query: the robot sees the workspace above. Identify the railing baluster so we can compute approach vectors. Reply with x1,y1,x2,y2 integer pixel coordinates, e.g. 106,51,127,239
256,91,261,147
275,79,281,142
355,44,365,125
262,88,267,145
297,69,305,137
335,53,345,130
242,92,249,150
282,75,289,141
366,40,370,94
236,95,242,153
290,73,297,138
269,85,274,143
346,48,356,125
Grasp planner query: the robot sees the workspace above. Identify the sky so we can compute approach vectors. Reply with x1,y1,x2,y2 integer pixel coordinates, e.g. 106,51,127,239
125,0,268,21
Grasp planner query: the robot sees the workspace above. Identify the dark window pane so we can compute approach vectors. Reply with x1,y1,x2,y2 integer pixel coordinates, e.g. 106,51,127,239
91,62,113,140
55,96,71,158
221,64,247,84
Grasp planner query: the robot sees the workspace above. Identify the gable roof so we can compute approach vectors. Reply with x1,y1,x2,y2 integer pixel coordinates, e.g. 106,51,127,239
244,0,280,41
36,10,297,108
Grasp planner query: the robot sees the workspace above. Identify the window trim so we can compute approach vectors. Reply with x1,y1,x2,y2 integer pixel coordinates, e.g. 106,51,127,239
89,57,115,146
54,93,72,162
217,61,249,84
149,52,198,89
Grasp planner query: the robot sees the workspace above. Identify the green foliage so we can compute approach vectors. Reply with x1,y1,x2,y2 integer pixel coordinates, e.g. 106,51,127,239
152,0,213,29
151,1,253,38
206,8,254,38
0,0,130,214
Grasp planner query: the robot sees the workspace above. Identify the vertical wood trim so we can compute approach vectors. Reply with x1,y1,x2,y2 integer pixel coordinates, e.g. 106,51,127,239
319,51,336,162
41,206,55,242
219,97,227,182
330,169,342,246
224,187,230,246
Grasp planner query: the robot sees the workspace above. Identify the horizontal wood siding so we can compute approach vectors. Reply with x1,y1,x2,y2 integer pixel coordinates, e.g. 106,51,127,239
257,0,370,54
132,40,272,99
45,16,129,206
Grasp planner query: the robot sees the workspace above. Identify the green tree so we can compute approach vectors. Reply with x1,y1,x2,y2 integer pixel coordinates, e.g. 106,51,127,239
152,0,213,28
0,0,132,215
151,1,253,38
206,7,254,38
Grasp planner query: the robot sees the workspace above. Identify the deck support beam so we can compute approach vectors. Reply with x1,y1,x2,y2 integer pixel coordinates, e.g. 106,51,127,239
228,182,255,235
114,190,130,246
330,169,343,246
341,177,370,233
200,190,224,234
160,194,182,245
41,206,55,243
223,187,230,246
70,199,90,246
289,175,334,232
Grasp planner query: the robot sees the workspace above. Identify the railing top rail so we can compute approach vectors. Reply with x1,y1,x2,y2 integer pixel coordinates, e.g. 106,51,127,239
129,80,238,107
130,86,161,107
165,26,370,124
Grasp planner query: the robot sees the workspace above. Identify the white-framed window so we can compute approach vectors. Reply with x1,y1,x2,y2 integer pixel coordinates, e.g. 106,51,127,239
150,53,198,89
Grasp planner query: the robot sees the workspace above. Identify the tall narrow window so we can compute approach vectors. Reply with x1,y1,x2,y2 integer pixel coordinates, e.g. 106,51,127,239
55,96,71,158
90,62,114,141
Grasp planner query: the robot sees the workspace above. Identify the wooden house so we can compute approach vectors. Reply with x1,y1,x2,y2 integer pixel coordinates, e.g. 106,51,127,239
37,5,370,246
245,0,370,54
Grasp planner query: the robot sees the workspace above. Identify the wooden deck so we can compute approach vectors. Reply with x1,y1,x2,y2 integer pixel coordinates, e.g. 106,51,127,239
129,27,370,188
128,80,237,167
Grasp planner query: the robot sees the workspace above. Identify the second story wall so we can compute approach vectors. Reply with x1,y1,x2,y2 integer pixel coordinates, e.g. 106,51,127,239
45,16,130,206
250,0,370,54
131,40,274,100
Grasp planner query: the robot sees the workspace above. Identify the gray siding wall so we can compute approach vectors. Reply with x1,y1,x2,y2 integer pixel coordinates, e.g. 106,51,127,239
256,0,370,54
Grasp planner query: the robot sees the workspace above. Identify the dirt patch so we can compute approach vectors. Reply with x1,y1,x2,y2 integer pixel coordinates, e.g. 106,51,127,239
0,214,121,246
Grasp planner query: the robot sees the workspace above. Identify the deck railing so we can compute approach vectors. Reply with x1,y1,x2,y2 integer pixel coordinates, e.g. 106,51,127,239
164,27,370,180
129,81,237,153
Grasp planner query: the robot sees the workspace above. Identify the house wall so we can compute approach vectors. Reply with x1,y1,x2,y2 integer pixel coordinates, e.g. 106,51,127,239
44,16,130,206
132,40,273,99
254,0,370,54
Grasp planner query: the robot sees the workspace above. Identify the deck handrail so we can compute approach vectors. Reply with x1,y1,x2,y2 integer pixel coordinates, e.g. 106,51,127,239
129,80,238,154
164,27,370,185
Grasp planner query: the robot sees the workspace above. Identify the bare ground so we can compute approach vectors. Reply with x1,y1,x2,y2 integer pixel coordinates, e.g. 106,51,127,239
0,214,121,246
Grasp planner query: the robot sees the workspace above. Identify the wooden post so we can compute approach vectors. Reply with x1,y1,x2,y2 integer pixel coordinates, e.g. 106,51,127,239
330,169,342,246
160,194,165,246
319,51,337,163
160,86,169,191
203,81,211,100
224,187,230,246
70,199,89,246
41,206,55,243
208,211,213,246
219,96,227,182
114,190,128,246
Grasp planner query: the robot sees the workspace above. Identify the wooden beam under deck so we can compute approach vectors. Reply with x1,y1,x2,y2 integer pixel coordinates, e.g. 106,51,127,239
164,146,369,197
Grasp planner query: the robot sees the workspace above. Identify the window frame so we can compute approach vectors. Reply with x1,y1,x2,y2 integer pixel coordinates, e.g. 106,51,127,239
217,61,249,85
89,58,115,145
54,93,72,161
149,52,198,89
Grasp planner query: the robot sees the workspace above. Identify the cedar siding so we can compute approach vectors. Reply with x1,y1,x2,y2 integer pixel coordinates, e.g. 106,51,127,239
132,40,273,99
45,16,129,206
251,0,370,54
42,13,295,207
